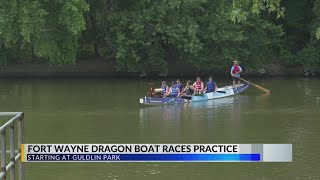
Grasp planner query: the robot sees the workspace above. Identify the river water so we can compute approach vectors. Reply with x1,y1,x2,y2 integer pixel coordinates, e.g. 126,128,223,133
0,77,319,180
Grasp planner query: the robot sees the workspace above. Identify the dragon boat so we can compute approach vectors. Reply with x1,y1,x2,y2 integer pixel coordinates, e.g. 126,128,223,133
139,83,250,105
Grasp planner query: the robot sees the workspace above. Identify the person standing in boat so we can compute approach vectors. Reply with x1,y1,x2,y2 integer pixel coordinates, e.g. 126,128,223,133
178,80,195,97
193,76,204,94
164,81,180,97
230,60,242,87
204,76,217,93
176,79,183,92
161,81,169,96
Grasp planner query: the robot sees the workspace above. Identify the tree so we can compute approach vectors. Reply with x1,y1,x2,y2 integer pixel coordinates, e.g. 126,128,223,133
105,0,205,74
0,1,47,64
0,0,89,65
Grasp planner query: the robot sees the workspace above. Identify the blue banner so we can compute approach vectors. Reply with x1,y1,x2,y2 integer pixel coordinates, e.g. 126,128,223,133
26,154,260,162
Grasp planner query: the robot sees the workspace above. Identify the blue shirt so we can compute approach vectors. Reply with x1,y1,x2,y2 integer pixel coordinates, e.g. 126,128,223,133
170,86,179,96
206,81,215,92
176,83,183,92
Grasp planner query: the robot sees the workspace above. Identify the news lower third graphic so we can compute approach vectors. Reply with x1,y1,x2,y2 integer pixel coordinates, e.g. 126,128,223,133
21,144,292,162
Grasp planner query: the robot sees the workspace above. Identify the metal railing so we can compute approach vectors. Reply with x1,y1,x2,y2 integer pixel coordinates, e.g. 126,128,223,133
0,112,25,180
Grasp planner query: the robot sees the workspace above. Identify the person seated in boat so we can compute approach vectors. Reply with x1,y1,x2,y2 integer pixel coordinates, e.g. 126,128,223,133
164,81,180,97
230,60,242,87
204,76,217,93
178,80,195,97
176,79,183,92
160,81,169,95
193,76,204,94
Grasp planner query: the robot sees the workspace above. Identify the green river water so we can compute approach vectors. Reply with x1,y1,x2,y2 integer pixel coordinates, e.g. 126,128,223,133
0,77,319,180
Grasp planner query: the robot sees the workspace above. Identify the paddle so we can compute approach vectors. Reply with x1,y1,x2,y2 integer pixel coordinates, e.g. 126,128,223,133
217,91,226,93
235,76,271,94
203,89,226,93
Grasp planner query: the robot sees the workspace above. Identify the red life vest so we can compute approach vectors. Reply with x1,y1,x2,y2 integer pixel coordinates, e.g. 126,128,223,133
232,65,240,74
195,81,202,90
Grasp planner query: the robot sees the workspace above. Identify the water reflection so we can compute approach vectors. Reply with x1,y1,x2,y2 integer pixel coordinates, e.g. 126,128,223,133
296,78,320,106
139,96,250,142
139,97,234,121
139,96,251,121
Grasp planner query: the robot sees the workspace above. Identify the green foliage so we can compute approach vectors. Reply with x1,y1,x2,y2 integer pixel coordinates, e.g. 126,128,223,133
279,46,299,66
58,0,89,36
316,28,320,39
297,45,320,71
35,0,89,64
97,0,285,73
291,0,320,72
0,47,8,65
0,1,18,48
18,1,47,43
231,0,284,23
0,0,88,65
178,1,284,70
313,0,320,40
231,9,249,23
1,0,320,74
106,0,206,72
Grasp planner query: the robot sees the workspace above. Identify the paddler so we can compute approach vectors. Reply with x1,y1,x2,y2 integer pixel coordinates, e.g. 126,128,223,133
161,81,169,95
176,79,183,92
164,81,180,97
193,76,204,94
204,76,217,93
178,80,195,97
230,60,242,87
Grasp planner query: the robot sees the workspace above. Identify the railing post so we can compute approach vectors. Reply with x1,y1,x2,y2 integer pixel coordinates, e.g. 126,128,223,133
0,112,25,180
9,125,15,180
18,114,24,180
0,130,6,180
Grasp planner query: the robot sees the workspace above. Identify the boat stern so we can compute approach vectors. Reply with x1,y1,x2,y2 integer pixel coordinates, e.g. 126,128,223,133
233,83,250,94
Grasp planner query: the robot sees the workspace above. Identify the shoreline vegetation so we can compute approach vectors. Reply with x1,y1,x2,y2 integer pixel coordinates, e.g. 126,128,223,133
1,1,320,77
0,58,310,78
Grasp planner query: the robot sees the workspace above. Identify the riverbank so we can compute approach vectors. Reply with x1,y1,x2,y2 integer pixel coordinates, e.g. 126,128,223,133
0,59,310,78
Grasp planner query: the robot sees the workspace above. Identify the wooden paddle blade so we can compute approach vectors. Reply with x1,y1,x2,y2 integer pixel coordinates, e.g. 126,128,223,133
236,76,271,94
253,84,271,94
